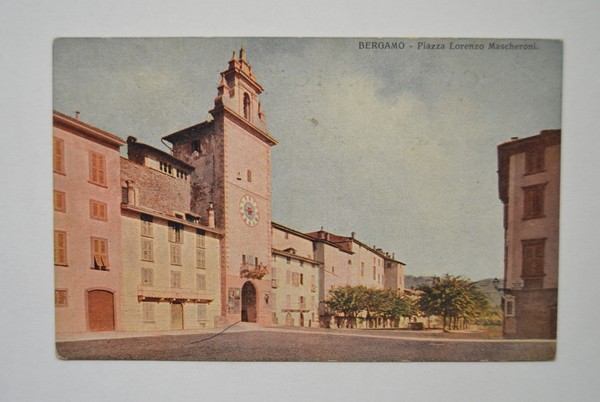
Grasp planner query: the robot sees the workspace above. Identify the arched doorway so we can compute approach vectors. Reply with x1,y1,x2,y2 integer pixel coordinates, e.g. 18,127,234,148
87,290,114,331
241,282,257,323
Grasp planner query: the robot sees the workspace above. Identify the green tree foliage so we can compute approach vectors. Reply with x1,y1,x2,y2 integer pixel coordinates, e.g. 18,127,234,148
417,274,490,331
326,286,413,328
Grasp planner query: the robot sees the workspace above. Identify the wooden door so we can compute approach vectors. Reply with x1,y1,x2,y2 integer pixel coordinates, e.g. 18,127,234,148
171,303,184,330
87,290,114,331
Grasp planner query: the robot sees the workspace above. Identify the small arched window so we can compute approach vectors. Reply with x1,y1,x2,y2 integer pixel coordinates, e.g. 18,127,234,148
243,93,251,120
247,169,252,182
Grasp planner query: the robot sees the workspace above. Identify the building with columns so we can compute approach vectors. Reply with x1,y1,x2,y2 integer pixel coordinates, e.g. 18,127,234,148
497,129,560,339
53,49,405,336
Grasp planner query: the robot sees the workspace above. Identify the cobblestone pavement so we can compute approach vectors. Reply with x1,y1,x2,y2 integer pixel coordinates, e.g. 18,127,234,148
56,325,556,362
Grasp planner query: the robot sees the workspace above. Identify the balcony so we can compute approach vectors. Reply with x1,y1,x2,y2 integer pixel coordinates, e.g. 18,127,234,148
240,263,269,280
282,303,311,313
137,285,214,303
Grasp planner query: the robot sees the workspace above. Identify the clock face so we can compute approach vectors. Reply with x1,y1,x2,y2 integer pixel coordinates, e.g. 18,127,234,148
239,195,259,227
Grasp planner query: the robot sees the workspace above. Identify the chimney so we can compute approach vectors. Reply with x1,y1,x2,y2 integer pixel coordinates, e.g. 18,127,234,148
351,232,356,239
207,202,215,228
511,136,519,141
75,111,80,120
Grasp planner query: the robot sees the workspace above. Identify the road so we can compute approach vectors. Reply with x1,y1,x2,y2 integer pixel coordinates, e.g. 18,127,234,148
56,325,555,362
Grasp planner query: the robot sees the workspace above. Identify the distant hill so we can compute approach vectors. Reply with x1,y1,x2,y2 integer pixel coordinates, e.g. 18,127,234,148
404,275,502,308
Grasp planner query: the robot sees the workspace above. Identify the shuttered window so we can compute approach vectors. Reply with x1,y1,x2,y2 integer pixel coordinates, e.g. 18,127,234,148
89,151,106,186
90,200,107,220
53,137,65,174
54,231,67,265
170,243,182,265
141,268,154,286
141,239,154,261
54,191,66,212
196,248,206,269
91,237,109,270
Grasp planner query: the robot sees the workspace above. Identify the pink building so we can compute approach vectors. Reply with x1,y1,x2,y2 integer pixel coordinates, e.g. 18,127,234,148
163,49,277,326
53,111,125,336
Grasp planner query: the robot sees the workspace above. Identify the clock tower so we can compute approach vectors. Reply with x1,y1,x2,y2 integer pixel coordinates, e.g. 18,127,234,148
163,49,277,325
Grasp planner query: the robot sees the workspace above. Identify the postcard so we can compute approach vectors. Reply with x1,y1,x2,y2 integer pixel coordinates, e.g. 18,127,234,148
53,37,561,361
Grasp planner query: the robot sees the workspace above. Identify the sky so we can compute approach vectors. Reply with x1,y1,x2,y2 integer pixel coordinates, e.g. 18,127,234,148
53,37,562,281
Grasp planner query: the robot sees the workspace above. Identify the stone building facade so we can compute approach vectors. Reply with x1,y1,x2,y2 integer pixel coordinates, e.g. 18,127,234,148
498,130,560,339
53,49,406,336
119,138,223,331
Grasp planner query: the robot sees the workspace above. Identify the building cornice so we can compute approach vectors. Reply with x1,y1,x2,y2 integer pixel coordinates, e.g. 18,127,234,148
272,248,322,266
211,105,278,146
121,204,224,237
497,129,561,203
53,110,126,149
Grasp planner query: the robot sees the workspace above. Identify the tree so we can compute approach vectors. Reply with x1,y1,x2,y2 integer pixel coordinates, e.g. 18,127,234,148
326,286,368,328
326,286,412,329
417,274,489,332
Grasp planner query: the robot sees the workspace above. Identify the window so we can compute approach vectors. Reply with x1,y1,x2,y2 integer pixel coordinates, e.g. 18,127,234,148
523,184,546,219
285,294,291,309
286,257,291,264
170,243,182,265
526,148,545,174
54,231,67,265
247,170,252,182
90,200,107,221
361,262,365,277
299,296,305,309
300,261,304,267
243,93,251,120
197,274,207,290
331,266,335,274
197,304,207,321
141,268,154,286
271,266,278,288
272,254,277,262
284,232,289,239
192,140,201,154
55,289,68,307
142,302,155,322
196,229,205,248
54,191,66,212
373,266,376,280
91,237,109,270
522,238,546,288
292,272,300,287
160,161,173,175
53,137,65,174
141,239,154,262
89,151,106,186
286,270,292,285
300,273,304,285
348,259,352,265
176,169,188,180
121,187,129,204
196,248,206,269
168,222,183,243
141,214,153,237
504,297,515,317
171,271,181,288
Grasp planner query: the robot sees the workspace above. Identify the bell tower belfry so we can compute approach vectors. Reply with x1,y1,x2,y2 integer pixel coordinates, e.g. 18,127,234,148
163,49,277,326
212,49,270,134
